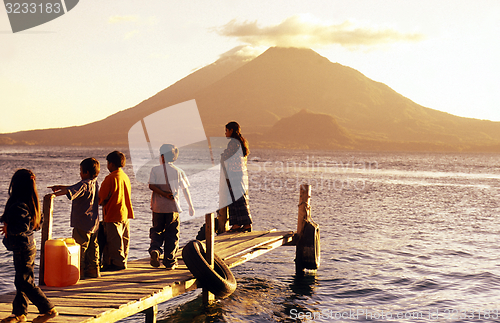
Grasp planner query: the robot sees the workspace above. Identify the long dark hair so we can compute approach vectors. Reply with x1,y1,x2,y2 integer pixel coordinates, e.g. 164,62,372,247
4,169,41,230
226,121,250,157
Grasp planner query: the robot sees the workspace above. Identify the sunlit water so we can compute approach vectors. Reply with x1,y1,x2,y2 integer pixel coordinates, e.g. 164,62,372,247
1,147,500,322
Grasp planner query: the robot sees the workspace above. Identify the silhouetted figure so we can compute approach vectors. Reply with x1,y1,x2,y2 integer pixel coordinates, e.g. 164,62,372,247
219,121,253,232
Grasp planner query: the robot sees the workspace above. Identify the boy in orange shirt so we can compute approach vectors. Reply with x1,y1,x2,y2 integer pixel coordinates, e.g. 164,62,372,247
99,151,134,271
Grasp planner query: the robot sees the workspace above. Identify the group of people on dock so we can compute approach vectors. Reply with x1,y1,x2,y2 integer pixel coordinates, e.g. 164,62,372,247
0,121,252,322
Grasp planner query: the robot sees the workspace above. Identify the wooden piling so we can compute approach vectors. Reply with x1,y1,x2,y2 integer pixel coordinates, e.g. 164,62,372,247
142,304,158,323
295,184,320,272
297,184,311,236
217,207,229,234
202,213,215,305
39,194,54,286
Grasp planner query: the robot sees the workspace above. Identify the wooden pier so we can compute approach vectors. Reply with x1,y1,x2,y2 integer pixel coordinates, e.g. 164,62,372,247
0,229,294,323
0,184,318,323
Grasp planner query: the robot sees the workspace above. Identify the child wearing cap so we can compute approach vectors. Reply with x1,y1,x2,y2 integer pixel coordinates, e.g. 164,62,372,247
148,144,194,270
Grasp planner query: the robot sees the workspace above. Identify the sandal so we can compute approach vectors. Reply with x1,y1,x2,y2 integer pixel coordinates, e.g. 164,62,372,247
240,225,252,233
228,225,252,233
33,308,58,323
1,315,27,323
228,225,242,233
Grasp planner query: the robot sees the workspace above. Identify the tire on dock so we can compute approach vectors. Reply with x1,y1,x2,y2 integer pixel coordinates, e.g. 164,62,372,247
182,240,237,298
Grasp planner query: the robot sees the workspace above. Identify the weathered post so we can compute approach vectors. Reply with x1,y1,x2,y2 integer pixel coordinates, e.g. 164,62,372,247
297,184,311,236
143,304,158,323
203,213,215,305
217,207,229,234
39,194,54,285
295,184,320,273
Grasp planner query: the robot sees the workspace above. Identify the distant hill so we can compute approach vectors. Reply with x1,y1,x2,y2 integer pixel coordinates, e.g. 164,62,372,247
259,109,354,149
2,47,500,152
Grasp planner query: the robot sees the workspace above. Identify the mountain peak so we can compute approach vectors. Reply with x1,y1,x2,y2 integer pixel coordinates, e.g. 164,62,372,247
250,46,332,67
262,46,323,56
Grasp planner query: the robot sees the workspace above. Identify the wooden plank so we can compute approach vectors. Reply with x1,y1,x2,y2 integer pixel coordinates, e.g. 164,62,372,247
46,316,95,323
200,231,275,259
225,234,294,268
0,304,97,322
216,231,294,260
48,306,107,316
214,229,277,245
193,229,272,248
44,316,91,323
0,303,13,312
95,268,193,284
37,297,125,308
39,279,176,293
78,279,198,323
40,291,146,300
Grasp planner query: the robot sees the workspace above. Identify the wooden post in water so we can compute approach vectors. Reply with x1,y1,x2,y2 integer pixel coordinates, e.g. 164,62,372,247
295,184,320,273
39,194,54,286
203,213,215,305
143,304,158,323
297,184,311,236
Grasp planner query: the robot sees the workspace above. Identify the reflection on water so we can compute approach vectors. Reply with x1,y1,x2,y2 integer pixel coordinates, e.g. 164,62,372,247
148,273,319,322
290,271,318,297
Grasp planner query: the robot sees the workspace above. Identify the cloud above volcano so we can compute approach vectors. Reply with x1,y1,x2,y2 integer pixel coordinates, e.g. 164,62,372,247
216,15,424,49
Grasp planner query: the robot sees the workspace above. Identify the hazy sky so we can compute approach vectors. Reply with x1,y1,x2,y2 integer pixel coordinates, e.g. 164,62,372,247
1,1,499,133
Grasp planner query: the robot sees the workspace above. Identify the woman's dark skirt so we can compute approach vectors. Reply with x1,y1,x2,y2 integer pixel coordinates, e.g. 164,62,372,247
228,194,252,226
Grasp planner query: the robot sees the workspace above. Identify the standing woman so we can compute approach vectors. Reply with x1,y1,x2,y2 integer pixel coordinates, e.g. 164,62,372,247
219,121,253,232
0,169,58,323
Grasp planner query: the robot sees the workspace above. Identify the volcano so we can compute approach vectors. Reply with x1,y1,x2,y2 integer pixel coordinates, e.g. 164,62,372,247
2,47,500,152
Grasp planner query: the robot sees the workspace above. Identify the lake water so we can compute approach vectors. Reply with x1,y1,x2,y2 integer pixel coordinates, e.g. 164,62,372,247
2,147,500,322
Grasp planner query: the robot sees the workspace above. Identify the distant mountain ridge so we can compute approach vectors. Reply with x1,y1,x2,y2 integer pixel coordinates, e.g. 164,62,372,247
260,109,354,150
2,47,500,152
